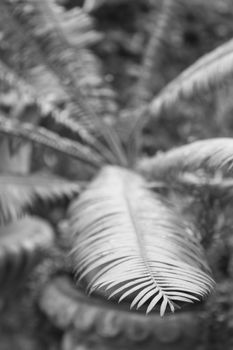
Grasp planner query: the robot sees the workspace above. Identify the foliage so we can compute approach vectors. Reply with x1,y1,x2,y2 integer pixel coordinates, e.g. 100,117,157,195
1,0,233,317
0,217,54,296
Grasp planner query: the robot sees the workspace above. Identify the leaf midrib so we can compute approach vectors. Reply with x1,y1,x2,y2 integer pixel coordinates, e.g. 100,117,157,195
123,177,165,298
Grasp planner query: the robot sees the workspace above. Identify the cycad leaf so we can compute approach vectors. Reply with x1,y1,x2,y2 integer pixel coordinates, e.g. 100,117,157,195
150,38,233,117
69,166,214,316
134,0,173,106
0,217,54,296
1,0,125,165
138,138,233,181
0,113,104,167
0,173,80,223
0,59,118,164
12,0,125,165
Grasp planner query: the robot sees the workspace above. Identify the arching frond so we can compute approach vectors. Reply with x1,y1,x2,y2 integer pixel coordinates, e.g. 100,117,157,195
0,8,118,165
0,173,80,224
1,0,126,165
138,138,233,181
0,59,118,164
134,0,174,106
147,173,233,197
0,113,104,168
149,38,233,117
126,0,174,163
37,0,119,125
0,217,54,296
69,166,214,316
14,0,125,164
46,3,102,48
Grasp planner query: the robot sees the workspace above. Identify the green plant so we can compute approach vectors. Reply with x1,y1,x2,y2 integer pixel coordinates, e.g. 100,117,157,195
1,0,233,317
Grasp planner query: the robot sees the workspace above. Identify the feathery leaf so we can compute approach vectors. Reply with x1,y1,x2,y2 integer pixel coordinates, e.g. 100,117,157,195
0,217,54,296
0,173,80,223
0,113,104,167
138,138,233,181
134,0,174,105
6,0,126,165
69,166,214,316
150,38,233,117
127,0,174,163
0,59,118,164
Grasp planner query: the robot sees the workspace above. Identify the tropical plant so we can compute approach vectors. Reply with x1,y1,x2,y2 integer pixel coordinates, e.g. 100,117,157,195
1,0,233,317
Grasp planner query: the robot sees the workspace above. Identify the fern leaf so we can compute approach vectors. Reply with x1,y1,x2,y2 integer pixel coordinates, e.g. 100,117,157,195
134,0,173,105
47,4,102,48
47,2,120,130
0,113,105,167
69,166,214,316
0,217,54,296
0,58,119,164
126,0,174,162
138,138,233,181
0,173,80,223
150,38,233,117
3,0,126,165
147,173,233,198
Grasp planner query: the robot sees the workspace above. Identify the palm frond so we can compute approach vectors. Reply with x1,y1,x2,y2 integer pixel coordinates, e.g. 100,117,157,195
0,113,105,168
1,58,119,165
134,0,173,106
0,217,54,296
0,173,80,223
149,38,233,117
69,166,214,316
147,173,233,197
37,0,119,122
47,2,119,123
47,3,102,48
4,0,126,165
0,4,119,166
138,138,233,181
129,38,233,149
124,0,173,163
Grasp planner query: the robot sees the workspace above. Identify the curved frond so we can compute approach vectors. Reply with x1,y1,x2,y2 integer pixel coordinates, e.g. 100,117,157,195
0,7,118,165
0,173,80,223
0,113,104,168
126,0,174,163
149,38,233,117
6,0,126,165
138,138,233,181
0,0,126,165
36,0,119,124
134,0,173,106
69,166,214,316
0,217,54,296
147,173,233,198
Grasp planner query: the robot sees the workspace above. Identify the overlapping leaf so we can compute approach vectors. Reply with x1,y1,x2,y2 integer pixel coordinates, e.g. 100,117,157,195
1,0,124,165
138,138,233,181
0,113,104,167
149,38,233,117
0,217,54,295
69,166,214,315
0,172,80,223
8,0,125,164
134,0,173,106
